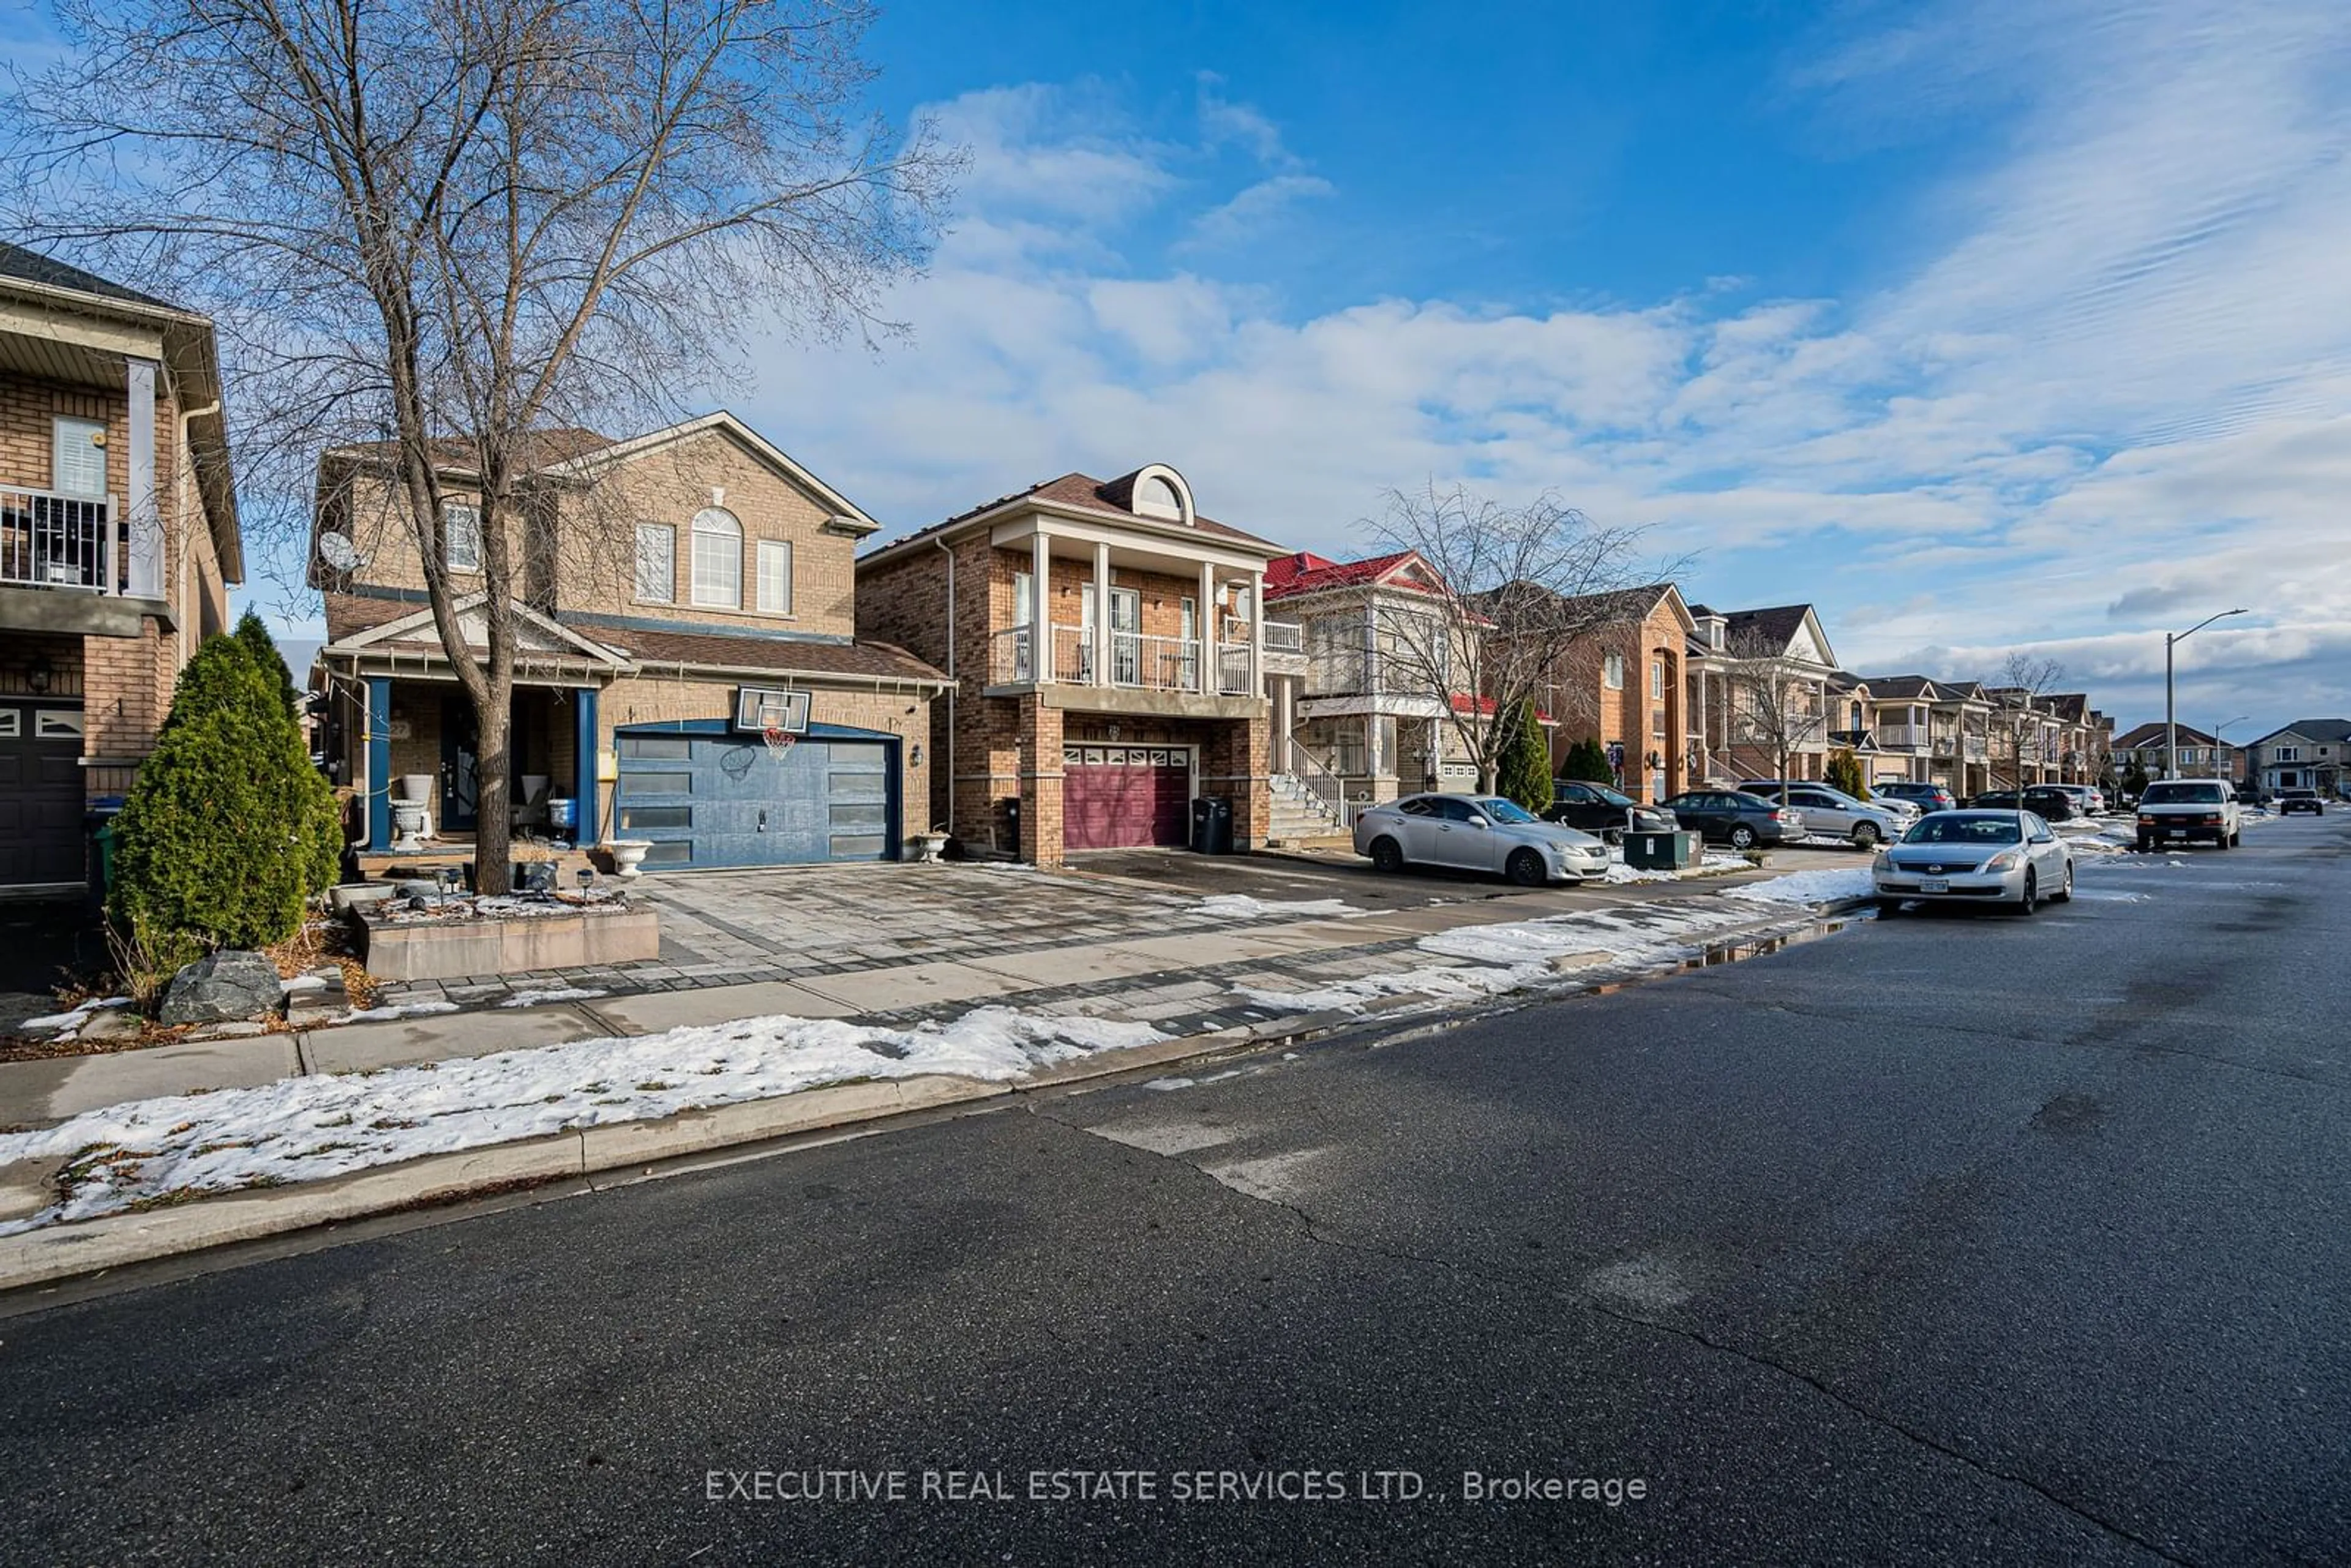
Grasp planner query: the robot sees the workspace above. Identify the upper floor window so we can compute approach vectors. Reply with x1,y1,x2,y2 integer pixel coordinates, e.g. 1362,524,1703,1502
635,523,674,602
1604,651,1625,689
2276,746,2300,762
690,507,742,608
51,417,106,497
756,539,793,615
444,503,482,572
1136,475,1183,519
1651,660,1665,700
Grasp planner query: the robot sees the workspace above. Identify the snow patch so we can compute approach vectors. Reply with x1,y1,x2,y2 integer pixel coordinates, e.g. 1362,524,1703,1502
1187,894,1358,920
1723,868,1877,906
498,988,610,1008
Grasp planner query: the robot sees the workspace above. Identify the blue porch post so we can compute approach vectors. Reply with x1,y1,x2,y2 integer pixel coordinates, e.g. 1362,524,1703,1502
366,677,393,850
572,686,599,847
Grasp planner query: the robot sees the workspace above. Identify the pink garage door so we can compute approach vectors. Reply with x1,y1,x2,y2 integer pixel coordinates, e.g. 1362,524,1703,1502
1063,746,1191,850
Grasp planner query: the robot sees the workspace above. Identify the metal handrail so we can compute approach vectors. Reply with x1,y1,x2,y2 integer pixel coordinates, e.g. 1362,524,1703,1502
1,485,116,593
1284,737,1357,828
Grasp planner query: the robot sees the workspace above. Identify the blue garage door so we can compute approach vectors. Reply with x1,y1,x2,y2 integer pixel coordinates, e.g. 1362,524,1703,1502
613,723,898,870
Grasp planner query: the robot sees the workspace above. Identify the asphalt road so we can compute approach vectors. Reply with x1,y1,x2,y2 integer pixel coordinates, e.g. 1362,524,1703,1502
3,816,2347,1564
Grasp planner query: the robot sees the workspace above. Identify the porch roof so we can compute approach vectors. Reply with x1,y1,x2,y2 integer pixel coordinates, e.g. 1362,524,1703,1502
321,592,636,684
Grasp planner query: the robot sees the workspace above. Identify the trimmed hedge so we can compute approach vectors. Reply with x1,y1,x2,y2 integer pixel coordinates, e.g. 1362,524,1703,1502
1559,737,1615,786
1497,700,1553,812
110,626,342,953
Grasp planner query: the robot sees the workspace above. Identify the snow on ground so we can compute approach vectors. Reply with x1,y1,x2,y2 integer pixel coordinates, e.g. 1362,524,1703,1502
1241,901,1772,1013
1187,895,1359,920
499,988,610,1008
0,1005,1166,1234
1723,867,1878,906
1601,850,1747,885
331,1000,461,1024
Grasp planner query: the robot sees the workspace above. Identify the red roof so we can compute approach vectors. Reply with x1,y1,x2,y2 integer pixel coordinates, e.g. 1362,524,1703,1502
1262,549,1441,602
1449,694,1554,722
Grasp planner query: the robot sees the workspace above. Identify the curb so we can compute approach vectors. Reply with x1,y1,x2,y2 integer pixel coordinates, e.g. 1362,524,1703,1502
0,899,1859,1296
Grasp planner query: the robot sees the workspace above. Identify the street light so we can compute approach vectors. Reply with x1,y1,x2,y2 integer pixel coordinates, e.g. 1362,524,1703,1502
2165,610,2248,779
2211,714,2249,786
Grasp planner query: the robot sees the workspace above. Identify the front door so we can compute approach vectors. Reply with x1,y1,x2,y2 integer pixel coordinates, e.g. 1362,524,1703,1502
440,690,479,831
1109,588,1142,686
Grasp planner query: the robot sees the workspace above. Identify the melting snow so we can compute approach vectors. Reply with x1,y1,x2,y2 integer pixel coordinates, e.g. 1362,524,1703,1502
1723,868,1878,906
1188,894,1359,920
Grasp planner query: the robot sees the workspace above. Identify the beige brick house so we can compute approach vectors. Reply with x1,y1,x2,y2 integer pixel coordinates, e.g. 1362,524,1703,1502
856,465,1281,866
1529,583,1695,802
0,244,241,895
313,412,947,870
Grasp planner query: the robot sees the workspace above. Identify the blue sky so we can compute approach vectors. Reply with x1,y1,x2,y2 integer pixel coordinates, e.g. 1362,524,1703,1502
13,0,2347,738
725,0,2351,739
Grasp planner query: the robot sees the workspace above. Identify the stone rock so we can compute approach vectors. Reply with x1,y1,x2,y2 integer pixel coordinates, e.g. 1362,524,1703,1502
396,880,441,901
159,950,286,1027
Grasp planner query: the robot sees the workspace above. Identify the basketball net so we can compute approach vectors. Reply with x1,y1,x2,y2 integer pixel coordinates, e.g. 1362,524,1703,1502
763,725,794,757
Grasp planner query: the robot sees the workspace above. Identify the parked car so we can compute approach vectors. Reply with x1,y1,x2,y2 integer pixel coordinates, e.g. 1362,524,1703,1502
2277,788,2325,816
1542,779,1676,842
2235,786,2271,806
2134,779,2241,850
1657,790,1804,850
1352,793,1611,886
1739,780,1911,847
2048,783,2107,815
1873,810,2074,915
1874,780,1958,815
1967,787,2077,820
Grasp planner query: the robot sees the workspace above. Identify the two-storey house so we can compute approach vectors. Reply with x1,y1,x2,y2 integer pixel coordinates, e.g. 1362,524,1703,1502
855,466,1281,865
313,411,947,871
2242,719,2348,795
1529,583,1693,802
2110,721,2233,783
1261,549,1492,816
0,244,241,896
1684,604,1839,785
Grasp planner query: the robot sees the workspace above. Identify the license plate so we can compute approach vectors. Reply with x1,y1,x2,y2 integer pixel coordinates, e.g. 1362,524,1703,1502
1919,877,1949,893
2169,829,2186,838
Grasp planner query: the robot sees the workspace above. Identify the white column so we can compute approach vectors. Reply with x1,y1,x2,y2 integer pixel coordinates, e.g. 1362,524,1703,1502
1031,530,1053,685
1091,541,1111,688
125,357,160,599
1272,677,1293,770
1248,574,1265,699
1197,560,1216,694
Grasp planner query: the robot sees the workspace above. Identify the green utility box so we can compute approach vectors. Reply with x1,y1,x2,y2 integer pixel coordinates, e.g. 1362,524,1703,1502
1624,830,1701,871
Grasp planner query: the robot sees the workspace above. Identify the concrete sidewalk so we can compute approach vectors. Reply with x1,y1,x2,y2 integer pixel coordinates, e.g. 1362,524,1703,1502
0,848,1864,1131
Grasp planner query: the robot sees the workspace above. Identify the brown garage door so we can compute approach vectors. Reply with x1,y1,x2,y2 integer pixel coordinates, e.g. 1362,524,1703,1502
1063,745,1191,850
0,702,87,888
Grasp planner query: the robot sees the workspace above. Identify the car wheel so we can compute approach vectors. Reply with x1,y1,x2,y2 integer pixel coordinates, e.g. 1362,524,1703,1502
1602,827,1625,847
1851,822,1881,849
2016,869,2039,915
1728,825,1757,850
2135,835,2153,853
1368,836,1406,875
1505,848,1548,888
2055,864,2074,902
1875,897,1902,919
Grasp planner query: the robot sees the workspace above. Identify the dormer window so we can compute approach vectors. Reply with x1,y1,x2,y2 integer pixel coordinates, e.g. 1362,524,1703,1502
1125,463,1193,525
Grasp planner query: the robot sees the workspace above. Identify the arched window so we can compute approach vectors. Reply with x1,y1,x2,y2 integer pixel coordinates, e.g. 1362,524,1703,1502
690,507,741,608
1136,475,1183,519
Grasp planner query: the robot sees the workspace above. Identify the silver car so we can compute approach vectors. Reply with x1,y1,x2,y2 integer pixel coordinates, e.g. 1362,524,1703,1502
1872,810,2074,915
1741,781,1914,847
1354,793,1610,887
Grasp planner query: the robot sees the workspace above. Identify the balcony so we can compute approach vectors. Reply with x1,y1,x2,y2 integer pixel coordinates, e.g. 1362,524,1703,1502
1261,620,1303,653
987,623,1263,712
1881,724,1929,751
3,484,116,593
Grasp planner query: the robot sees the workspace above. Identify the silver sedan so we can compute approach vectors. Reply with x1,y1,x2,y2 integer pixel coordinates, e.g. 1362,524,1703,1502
1872,810,2074,915
1354,793,1611,887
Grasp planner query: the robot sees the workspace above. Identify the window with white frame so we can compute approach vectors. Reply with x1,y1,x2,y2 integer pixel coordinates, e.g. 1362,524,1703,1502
1604,651,1625,689
690,507,742,608
443,503,482,572
51,417,106,497
634,523,674,602
1651,659,1665,699
756,539,793,614
2276,746,2300,762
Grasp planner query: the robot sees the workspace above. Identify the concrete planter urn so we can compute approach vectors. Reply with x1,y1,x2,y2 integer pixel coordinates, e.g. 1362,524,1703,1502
606,839,653,879
910,831,950,864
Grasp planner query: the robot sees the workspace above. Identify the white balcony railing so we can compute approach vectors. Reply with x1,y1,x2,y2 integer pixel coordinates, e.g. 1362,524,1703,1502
997,622,1239,694
1262,619,1303,653
1215,640,1253,696
1881,724,1928,751
1,484,116,593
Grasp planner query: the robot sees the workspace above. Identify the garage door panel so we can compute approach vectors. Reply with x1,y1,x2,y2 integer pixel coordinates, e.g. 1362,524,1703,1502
0,702,86,887
1065,745,1190,850
615,729,897,869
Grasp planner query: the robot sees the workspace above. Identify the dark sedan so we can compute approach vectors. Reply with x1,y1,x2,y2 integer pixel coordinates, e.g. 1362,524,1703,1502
1657,789,1804,850
1875,780,1957,814
2278,789,2325,816
1968,787,2077,820
1542,779,1675,842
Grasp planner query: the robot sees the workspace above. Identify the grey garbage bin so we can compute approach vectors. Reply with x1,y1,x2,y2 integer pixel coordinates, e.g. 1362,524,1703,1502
1190,795,1234,855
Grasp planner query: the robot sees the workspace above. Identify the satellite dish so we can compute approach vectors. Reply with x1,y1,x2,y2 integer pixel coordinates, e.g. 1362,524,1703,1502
317,531,366,572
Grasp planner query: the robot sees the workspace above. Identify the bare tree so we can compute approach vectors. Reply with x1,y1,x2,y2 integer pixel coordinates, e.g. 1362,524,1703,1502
1366,482,1659,793
1720,626,1828,803
1986,653,2066,790
5,0,957,890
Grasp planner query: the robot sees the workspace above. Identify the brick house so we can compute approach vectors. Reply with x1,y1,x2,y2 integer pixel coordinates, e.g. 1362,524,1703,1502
312,411,947,870
856,465,1282,865
1530,583,1695,802
2112,721,2237,785
2242,719,2349,795
0,244,241,896
1684,604,1839,785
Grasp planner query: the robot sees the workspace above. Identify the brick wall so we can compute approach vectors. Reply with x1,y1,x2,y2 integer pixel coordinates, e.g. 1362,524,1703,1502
1544,603,1686,798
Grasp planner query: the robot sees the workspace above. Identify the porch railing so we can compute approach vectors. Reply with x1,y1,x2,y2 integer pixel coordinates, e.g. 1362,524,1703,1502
1286,738,1360,828
1215,640,1253,696
1881,724,1928,751
989,625,1035,684
1,484,115,593
1261,619,1303,653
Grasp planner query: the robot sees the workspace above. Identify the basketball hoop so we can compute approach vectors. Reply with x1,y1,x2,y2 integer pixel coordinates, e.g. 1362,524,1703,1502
763,726,794,757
